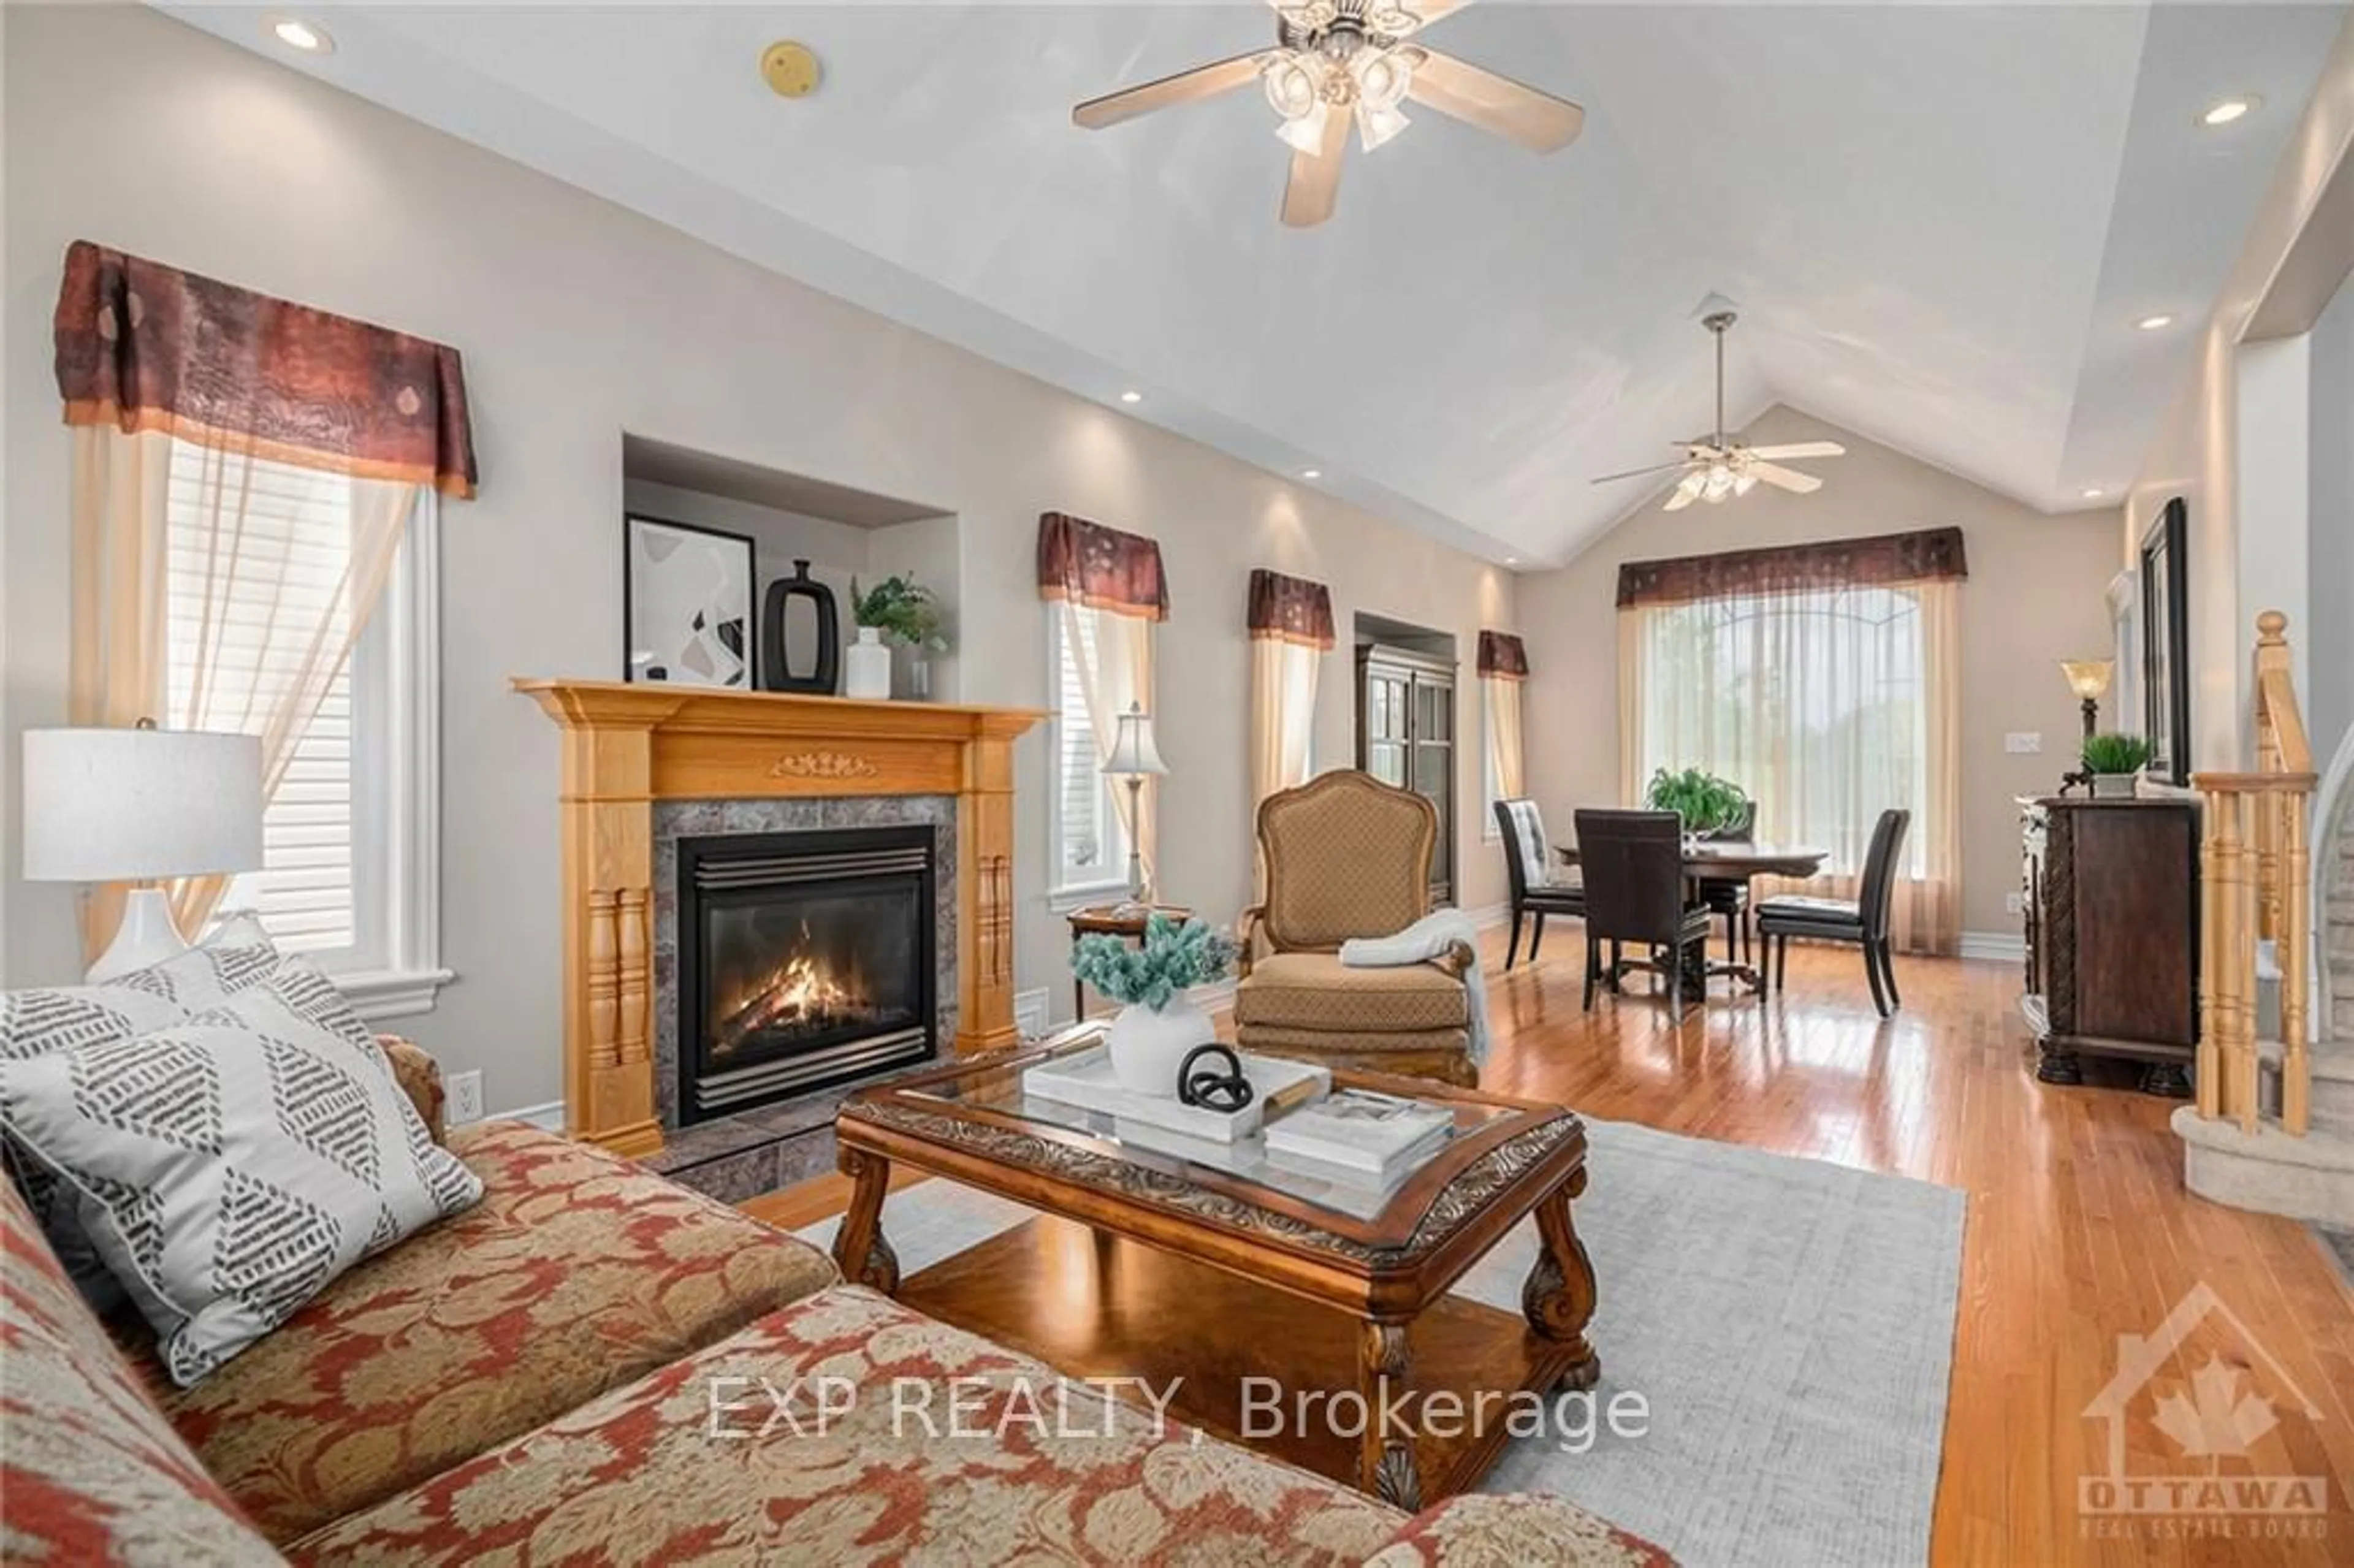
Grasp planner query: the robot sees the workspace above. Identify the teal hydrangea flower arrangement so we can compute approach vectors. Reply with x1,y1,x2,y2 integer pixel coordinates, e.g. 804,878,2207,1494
1073,914,1236,1013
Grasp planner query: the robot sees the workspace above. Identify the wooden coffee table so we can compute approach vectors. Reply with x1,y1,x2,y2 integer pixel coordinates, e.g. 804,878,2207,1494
831,1025,1598,1509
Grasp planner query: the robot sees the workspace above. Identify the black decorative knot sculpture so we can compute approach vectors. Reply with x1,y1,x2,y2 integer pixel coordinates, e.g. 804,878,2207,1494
1177,1043,1254,1113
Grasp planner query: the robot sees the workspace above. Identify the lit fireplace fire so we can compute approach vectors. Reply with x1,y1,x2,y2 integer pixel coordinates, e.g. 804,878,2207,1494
710,920,881,1059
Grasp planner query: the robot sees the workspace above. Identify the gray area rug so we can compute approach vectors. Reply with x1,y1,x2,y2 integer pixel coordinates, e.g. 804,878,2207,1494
799,1118,1965,1568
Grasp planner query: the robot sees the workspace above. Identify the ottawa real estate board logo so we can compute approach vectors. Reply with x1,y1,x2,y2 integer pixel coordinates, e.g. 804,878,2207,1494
2079,1282,2332,1542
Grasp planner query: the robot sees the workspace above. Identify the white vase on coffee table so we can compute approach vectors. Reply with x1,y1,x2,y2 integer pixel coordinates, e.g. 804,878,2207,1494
1105,995,1214,1097
844,626,891,699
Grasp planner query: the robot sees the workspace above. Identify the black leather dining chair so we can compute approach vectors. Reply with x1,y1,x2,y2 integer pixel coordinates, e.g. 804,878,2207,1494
1573,809,1715,1023
1755,808,1911,1016
1696,800,1756,964
1493,799,1585,969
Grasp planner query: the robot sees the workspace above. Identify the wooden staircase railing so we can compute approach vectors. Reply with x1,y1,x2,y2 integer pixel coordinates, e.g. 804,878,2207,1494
2192,611,2317,1135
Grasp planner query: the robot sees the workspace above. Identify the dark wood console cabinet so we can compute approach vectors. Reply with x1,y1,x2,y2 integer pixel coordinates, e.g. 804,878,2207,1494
2020,797,2198,1097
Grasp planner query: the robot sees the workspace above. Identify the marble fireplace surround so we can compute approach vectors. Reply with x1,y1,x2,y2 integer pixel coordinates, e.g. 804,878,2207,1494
644,797,958,1201
517,679,1045,1170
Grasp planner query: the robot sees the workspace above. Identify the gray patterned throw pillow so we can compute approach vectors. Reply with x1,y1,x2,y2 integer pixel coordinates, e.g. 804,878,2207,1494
0,913,284,1301
0,956,484,1384
0,910,281,1062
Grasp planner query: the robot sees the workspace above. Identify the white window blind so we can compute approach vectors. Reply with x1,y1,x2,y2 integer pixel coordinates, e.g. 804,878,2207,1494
1051,610,1126,891
163,444,359,956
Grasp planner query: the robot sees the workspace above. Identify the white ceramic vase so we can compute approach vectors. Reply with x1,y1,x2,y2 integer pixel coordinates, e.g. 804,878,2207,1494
844,626,891,699
1105,996,1214,1097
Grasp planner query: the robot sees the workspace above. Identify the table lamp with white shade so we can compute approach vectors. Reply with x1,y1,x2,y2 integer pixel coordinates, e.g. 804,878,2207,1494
23,724,264,982
1100,701,1168,905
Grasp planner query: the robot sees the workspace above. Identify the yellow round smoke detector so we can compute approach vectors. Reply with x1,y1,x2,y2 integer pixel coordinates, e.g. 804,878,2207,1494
761,40,821,99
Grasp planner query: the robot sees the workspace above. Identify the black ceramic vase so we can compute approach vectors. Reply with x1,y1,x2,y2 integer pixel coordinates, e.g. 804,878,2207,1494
762,560,840,695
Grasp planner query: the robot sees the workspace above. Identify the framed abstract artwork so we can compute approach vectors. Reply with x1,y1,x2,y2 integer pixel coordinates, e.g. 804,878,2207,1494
2139,498,2190,785
624,515,756,688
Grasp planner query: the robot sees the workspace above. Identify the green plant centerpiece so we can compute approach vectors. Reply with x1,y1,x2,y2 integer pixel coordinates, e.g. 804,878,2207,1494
2081,733,2152,798
1644,767,1752,837
1074,913,1237,1097
848,574,950,653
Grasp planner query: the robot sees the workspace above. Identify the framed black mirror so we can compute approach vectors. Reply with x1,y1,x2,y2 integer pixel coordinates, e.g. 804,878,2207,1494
2139,498,2190,785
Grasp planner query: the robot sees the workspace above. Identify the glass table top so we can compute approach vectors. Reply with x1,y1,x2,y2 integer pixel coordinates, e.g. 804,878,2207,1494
897,1037,1526,1223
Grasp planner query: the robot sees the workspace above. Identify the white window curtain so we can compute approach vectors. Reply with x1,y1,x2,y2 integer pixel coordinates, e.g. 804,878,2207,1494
1479,630,1528,803
1038,513,1168,891
1247,570,1334,847
56,242,474,963
1617,530,1966,955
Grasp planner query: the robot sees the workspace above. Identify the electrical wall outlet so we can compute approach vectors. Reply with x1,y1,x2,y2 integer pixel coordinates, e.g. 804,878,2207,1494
2005,733,2043,755
2005,891,2026,916
445,1069,484,1127
1013,988,1050,1040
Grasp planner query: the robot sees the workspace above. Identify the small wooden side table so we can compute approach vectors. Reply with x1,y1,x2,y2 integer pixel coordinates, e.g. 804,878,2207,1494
1065,902,1193,1022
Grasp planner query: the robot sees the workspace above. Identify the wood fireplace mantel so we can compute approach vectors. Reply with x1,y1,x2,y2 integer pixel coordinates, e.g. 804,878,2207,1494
516,679,1045,1159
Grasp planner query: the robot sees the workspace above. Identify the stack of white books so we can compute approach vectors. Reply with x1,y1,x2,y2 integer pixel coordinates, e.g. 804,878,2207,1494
1263,1089,1454,1180
1022,1047,1330,1143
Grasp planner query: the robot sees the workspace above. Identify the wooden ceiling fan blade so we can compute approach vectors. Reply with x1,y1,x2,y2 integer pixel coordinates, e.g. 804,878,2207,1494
1074,51,1277,130
1745,441,1846,462
1405,49,1584,153
1281,108,1350,227
1750,462,1824,495
1591,460,1694,485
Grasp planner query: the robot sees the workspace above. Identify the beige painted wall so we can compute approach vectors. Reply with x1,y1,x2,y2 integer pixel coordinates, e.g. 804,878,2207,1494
2127,10,2354,774
1518,404,2120,942
0,7,1515,1113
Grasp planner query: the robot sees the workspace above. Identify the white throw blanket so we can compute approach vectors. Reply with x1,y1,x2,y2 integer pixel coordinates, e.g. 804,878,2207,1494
1338,909,1491,1067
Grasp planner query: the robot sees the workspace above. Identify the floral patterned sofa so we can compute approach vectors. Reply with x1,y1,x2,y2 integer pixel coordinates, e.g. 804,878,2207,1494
2,1049,1669,1566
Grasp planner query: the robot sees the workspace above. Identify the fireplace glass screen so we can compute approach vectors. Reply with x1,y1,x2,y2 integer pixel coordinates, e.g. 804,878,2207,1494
677,827,935,1122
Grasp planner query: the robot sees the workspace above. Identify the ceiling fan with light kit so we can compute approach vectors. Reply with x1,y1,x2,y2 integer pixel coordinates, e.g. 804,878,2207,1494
1072,0,1585,227
1592,311,1846,511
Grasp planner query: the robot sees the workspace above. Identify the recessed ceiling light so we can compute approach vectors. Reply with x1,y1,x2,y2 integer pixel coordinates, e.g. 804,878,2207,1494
1118,390,1143,405
1301,468,1322,480
2136,314,2175,332
2081,488,2106,500
1505,556,1520,565
2200,96,2260,128
269,17,332,53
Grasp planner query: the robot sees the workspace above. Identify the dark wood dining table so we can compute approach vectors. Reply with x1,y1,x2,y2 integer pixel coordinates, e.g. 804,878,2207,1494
1553,839,1830,994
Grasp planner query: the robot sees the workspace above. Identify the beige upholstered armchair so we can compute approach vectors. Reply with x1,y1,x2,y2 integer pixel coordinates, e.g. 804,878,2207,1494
1234,771,1478,1087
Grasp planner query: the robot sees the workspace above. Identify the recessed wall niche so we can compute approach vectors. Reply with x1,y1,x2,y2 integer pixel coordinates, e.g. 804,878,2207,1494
620,434,963,701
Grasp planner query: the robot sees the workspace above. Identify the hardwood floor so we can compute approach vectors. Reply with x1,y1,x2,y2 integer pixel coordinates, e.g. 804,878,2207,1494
743,937,2354,1566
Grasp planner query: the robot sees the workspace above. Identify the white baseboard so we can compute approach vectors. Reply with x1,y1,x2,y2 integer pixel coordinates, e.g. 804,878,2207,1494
487,1099,565,1131
1462,902,1511,931
1958,931,2027,964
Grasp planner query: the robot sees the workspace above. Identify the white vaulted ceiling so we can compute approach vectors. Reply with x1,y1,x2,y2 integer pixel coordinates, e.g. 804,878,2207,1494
166,2,2345,565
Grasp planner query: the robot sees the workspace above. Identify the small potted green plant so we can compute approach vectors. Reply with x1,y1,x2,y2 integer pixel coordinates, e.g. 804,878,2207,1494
2081,733,2153,799
1073,914,1237,1096
844,573,950,700
1644,767,1752,838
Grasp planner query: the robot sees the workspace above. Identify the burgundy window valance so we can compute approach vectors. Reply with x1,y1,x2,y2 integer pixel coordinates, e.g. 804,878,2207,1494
54,240,478,498
1616,526,1968,609
1037,512,1168,621
1477,630,1529,680
1246,569,1334,651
